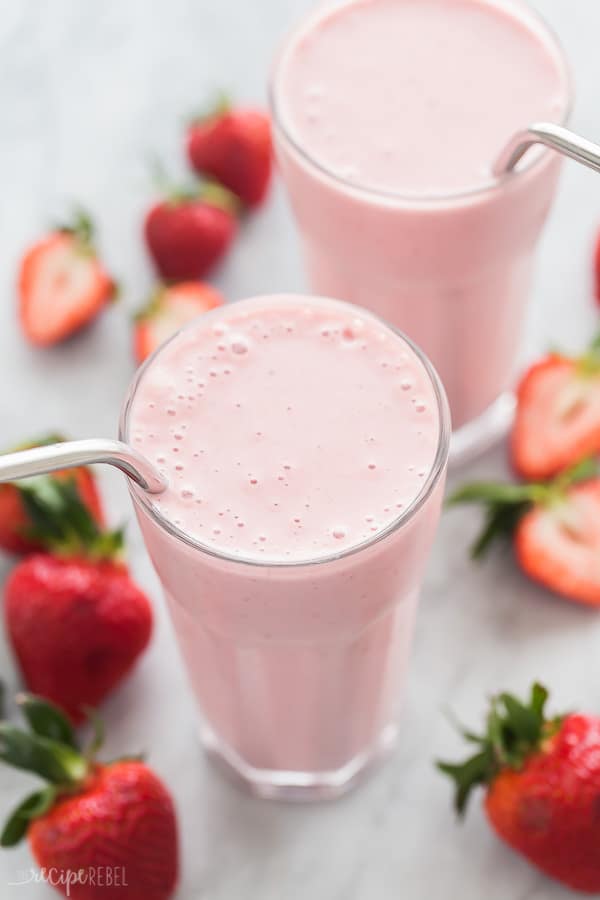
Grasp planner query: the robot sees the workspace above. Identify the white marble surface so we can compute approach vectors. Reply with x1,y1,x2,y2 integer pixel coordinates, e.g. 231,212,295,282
0,1,599,897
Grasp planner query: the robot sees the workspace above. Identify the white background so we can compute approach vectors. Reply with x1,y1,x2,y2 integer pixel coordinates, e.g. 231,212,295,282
0,1,599,897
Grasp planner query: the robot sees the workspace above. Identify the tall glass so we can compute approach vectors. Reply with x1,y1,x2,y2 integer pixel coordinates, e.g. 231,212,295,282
270,0,572,463
120,299,450,800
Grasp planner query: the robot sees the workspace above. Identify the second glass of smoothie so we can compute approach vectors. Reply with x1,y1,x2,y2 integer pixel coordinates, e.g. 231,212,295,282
270,0,571,461
122,294,450,799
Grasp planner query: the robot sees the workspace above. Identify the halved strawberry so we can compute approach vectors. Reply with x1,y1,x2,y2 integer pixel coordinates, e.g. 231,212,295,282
19,211,116,346
511,338,600,480
187,97,272,208
0,434,103,555
133,281,224,364
449,459,600,607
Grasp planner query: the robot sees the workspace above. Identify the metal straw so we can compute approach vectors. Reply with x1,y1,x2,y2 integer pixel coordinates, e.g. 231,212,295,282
495,122,600,176
0,439,166,494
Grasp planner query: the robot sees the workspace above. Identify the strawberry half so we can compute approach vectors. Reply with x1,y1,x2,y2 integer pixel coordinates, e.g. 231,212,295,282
187,97,272,208
448,458,600,607
144,179,237,281
19,210,116,346
4,478,152,722
0,694,178,900
438,684,600,894
511,336,600,480
0,434,103,555
134,281,224,364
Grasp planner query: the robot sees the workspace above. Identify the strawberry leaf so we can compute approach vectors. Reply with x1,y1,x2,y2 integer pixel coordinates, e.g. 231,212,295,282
0,725,87,784
437,750,493,815
17,477,122,561
1,787,57,847
16,695,77,749
438,683,562,817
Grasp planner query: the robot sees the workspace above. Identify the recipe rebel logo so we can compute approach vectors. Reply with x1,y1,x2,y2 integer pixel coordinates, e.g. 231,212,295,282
8,865,128,894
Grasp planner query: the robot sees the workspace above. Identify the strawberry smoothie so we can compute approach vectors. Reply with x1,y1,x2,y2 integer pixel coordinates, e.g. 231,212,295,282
123,295,449,797
271,0,571,451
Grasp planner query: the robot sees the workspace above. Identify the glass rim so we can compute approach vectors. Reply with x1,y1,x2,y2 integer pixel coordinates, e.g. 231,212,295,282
268,0,574,206
119,294,451,570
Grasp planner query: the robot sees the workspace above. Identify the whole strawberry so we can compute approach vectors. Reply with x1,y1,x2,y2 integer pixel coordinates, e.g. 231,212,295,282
19,210,116,346
438,684,600,894
4,478,152,722
0,694,178,899
448,458,600,607
134,281,223,364
512,333,600,480
0,434,103,555
145,180,237,281
187,96,272,207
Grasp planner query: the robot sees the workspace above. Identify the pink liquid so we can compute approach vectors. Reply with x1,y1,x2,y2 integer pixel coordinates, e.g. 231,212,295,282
272,0,570,429
126,295,448,788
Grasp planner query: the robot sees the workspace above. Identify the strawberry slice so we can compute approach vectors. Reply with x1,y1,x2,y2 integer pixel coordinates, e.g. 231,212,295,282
134,281,224,364
19,211,115,346
187,97,272,208
511,337,600,480
516,478,600,607
0,434,104,555
449,459,600,607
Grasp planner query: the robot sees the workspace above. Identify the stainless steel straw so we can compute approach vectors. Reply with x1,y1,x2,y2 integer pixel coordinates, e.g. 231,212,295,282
495,122,600,176
0,439,166,493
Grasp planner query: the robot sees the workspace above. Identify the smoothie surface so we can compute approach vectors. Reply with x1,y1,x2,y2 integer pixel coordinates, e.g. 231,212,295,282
275,0,569,196
128,295,442,562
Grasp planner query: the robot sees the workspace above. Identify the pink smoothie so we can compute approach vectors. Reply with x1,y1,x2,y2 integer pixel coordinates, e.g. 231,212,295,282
125,295,449,792
272,0,570,432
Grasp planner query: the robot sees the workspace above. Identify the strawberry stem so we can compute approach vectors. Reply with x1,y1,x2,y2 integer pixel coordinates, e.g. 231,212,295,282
447,458,598,558
437,683,564,816
189,90,231,126
55,209,95,251
16,477,124,562
0,695,114,846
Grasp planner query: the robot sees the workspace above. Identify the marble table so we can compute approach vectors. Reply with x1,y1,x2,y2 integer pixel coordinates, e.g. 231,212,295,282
0,1,599,897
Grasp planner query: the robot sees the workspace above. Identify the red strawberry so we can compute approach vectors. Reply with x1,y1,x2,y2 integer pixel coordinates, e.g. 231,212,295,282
1,694,178,899
4,479,152,722
448,458,600,606
439,684,600,894
187,97,272,207
19,211,116,346
0,434,103,555
134,281,223,364
145,181,237,281
512,336,600,480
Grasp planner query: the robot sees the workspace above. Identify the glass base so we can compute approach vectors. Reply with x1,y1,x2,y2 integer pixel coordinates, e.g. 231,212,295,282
449,391,515,469
200,722,399,801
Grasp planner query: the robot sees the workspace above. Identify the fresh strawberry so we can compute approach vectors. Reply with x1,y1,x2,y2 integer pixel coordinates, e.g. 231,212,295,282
134,281,223,364
511,334,600,480
4,479,152,722
187,97,272,207
448,458,600,606
0,694,178,899
19,210,116,346
0,434,103,555
145,180,237,281
438,683,600,894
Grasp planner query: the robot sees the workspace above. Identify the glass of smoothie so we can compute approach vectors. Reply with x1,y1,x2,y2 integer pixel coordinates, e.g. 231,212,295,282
120,294,450,799
270,0,572,463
